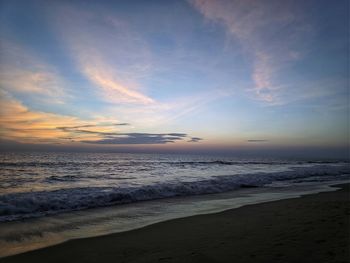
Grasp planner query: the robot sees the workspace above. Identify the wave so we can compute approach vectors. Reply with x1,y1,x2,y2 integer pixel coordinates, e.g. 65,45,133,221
44,175,137,183
0,164,349,222
168,160,347,165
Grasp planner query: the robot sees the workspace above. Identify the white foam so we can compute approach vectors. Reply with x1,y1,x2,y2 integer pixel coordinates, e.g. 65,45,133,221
0,181,346,258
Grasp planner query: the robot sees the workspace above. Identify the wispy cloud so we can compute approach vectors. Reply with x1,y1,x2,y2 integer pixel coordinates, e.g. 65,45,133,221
57,122,130,131
52,5,154,105
0,40,68,104
191,0,311,104
83,64,154,104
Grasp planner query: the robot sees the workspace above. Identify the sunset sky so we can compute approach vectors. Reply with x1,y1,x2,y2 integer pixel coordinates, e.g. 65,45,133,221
0,0,348,155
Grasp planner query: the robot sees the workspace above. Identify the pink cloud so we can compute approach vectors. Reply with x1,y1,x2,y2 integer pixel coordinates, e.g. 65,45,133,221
190,0,311,104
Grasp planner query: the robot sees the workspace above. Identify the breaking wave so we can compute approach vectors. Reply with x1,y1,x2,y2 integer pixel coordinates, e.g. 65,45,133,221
0,164,348,222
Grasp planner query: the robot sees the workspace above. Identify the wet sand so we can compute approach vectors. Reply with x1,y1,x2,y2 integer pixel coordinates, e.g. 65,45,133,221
1,184,349,263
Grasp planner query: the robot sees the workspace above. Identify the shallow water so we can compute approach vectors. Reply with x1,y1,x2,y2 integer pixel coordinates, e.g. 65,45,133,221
0,181,346,258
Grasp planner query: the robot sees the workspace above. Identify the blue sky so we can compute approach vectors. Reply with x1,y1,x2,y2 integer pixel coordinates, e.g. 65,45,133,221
0,0,348,154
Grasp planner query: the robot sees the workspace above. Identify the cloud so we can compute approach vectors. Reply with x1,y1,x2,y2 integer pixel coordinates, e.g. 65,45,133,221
57,124,191,144
191,0,311,104
188,137,203,143
115,123,130,126
57,123,130,130
52,5,155,105
0,92,124,144
247,139,269,143
51,3,232,124
0,91,202,145
0,40,68,104
83,133,187,145
165,88,234,123
83,64,154,104
1,1,232,148
0,94,80,143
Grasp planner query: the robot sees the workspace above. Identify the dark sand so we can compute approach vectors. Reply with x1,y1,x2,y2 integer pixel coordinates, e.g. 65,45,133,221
1,184,349,263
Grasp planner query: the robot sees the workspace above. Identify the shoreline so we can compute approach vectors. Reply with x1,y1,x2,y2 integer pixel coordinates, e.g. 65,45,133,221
0,181,345,258
1,183,349,263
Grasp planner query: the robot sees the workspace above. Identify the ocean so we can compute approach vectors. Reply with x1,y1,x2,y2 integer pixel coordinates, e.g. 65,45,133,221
0,152,349,257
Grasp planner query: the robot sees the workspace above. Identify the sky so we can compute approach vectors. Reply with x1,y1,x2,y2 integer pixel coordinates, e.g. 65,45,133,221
0,0,348,156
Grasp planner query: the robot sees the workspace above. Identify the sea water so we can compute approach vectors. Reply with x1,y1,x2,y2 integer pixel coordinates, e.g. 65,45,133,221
0,152,349,257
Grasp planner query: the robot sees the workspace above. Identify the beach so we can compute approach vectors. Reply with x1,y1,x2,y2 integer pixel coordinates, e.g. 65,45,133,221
1,0,348,262
1,183,348,263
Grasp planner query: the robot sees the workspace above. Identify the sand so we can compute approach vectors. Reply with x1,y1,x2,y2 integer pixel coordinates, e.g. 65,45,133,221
1,184,349,263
